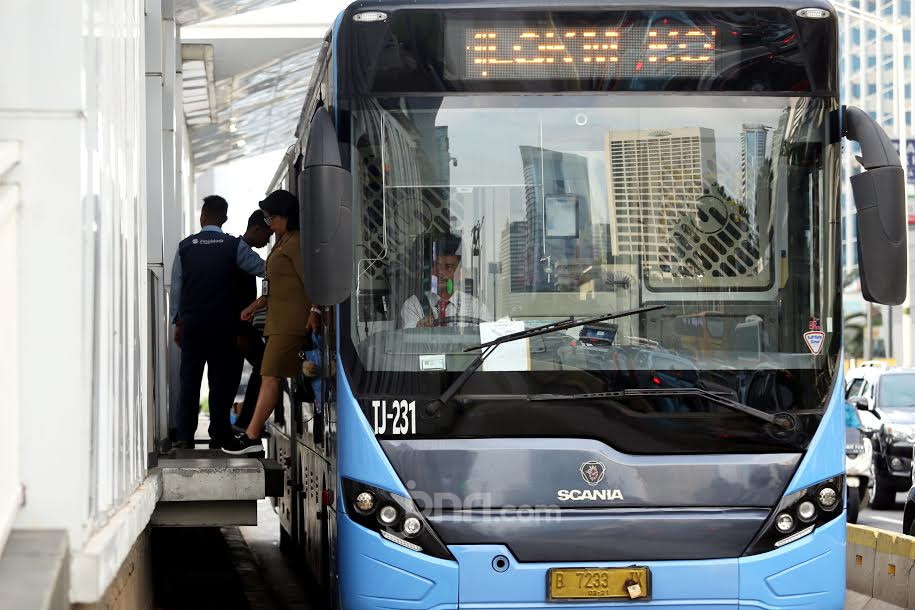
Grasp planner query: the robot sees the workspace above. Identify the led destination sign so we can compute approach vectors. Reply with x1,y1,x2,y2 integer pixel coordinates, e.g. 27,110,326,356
460,24,718,80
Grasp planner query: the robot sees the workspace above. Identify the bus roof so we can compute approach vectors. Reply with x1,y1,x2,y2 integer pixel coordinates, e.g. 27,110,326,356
342,0,836,14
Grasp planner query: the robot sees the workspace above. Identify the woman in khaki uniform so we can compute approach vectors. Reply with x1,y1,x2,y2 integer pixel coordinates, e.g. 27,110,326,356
223,189,318,455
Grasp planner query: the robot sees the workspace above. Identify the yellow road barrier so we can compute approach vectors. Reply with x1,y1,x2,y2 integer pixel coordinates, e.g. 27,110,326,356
846,524,915,609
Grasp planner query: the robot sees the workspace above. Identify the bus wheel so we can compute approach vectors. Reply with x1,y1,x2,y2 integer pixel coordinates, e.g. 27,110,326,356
847,485,860,523
871,471,896,510
321,504,334,607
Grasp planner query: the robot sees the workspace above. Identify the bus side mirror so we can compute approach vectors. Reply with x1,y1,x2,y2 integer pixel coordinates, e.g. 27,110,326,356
844,106,907,306
298,107,353,306
854,396,871,412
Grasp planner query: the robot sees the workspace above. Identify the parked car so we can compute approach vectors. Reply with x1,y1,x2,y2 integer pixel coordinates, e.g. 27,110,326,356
844,400,872,523
846,366,915,509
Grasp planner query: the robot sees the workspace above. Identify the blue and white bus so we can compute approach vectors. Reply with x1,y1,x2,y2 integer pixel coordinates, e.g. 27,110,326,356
267,1,907,607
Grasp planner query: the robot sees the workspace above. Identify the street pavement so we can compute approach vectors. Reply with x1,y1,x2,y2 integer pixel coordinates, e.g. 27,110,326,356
238,500,316,610
151,502,316,609
855,492,907,533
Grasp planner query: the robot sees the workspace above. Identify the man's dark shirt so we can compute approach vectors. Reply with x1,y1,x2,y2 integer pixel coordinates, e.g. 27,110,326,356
235,237,259,332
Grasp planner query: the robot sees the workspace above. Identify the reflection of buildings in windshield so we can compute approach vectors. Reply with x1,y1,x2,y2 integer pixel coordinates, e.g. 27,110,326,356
602,124,775,294
605,127,716,267
498,221,528,318
493,146,635,323
740,123,771,231
519,146,595,293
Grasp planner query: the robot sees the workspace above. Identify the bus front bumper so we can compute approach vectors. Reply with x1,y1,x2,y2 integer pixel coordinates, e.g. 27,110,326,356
337,511,845,610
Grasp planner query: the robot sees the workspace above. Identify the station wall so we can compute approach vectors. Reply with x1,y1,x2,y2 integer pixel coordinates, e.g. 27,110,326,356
0,0,195,603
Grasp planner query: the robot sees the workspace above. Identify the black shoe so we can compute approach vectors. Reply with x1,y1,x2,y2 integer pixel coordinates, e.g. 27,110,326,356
221,433,264,456
173,440,194,450
232,424,270,439
208,439,223,450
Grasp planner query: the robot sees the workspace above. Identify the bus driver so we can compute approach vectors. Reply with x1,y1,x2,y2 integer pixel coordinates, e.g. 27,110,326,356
401,233,492,328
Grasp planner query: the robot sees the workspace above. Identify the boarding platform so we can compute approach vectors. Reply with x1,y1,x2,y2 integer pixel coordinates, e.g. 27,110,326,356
151,449,284,527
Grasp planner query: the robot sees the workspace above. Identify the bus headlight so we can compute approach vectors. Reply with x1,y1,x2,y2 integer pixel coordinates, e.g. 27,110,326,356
817,486,838,510
797,500,817,522
743,475,844,556
402,516,423,538
354,491,376,514
342,477,454,560
775,513,795,533
378,504,399,526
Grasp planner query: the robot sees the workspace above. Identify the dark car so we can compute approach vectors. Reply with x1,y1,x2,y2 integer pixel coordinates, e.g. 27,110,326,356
846,367,915,509
844,400,872,524
577,323,618,351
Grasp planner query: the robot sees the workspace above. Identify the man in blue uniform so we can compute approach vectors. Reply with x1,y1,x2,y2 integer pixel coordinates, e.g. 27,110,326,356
170,196,265,449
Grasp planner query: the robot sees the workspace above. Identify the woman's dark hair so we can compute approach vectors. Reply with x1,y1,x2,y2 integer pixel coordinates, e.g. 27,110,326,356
259,189,300,230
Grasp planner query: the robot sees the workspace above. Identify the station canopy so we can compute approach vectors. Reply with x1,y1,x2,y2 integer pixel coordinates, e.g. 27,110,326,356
179,1,349,170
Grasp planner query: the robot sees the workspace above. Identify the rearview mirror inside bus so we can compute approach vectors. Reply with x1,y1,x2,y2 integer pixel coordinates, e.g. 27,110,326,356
844,106,907,306
298,107,353,306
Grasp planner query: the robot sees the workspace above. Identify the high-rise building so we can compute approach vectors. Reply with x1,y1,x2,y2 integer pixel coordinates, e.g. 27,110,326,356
835,2,915,365
836,2,914,272
739,123,770,228
591,222,614,265
604,127,717,266
518,146,594,292
498,220,530,316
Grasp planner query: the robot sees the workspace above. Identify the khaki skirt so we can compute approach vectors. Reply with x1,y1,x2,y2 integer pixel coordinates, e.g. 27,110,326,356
261,334,307,378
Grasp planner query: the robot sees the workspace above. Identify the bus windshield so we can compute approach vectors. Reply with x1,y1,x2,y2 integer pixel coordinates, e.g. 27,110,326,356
343,93,839,450
349,94,837,361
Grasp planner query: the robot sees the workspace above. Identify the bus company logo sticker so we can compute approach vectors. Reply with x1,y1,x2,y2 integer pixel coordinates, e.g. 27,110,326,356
804,331,825,355
557,488,625,502
580,461,606,486
557,461,624,502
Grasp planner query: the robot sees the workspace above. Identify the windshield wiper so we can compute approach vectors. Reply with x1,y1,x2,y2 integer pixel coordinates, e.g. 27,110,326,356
530,387,797,430
423,304,666,417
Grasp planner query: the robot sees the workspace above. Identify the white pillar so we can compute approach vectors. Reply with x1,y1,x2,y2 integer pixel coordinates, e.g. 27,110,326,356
0,143,22,555
0,0,93,549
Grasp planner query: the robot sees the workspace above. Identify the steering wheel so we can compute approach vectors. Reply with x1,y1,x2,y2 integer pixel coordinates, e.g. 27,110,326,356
435,315,487,327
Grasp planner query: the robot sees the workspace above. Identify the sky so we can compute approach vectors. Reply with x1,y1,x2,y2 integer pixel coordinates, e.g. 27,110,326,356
187,1,352,236
199,149,286,238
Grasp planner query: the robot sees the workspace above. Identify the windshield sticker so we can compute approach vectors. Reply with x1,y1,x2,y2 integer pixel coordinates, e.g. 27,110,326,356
419,354,446,371
808,317,821,332
804,331,825,355
480,320,530,371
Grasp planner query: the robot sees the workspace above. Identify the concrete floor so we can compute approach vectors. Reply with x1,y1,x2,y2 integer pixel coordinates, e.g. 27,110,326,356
239,501,315,610
151,501,314,610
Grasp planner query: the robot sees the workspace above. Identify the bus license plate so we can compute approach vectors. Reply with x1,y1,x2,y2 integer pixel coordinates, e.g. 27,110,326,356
548,567,650,601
